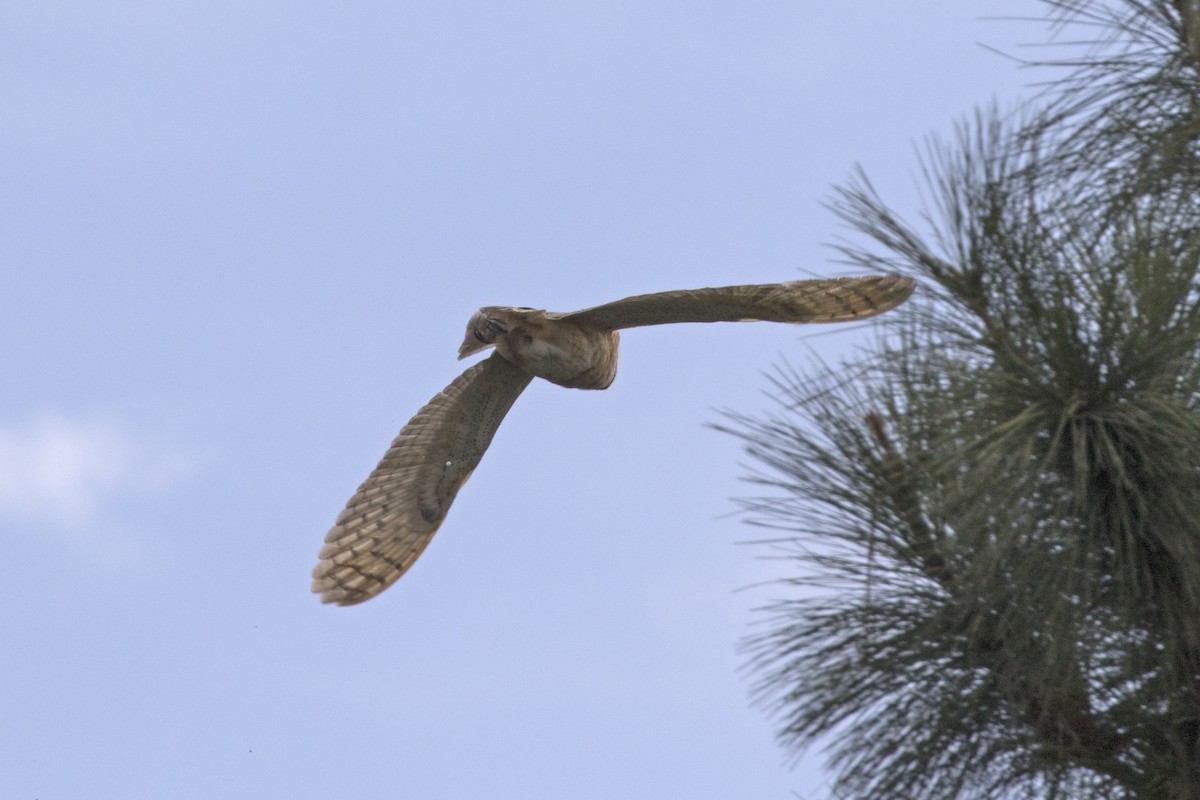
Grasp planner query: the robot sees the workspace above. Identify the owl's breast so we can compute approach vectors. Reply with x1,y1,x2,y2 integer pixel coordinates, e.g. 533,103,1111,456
500,322,619,390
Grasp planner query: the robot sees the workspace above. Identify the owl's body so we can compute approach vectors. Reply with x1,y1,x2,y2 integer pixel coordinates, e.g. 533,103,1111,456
461,307,620,389
312,274,915,606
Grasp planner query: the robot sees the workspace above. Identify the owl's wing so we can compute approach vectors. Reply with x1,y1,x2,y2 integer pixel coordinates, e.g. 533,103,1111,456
312,351,534,606
555,273,915,330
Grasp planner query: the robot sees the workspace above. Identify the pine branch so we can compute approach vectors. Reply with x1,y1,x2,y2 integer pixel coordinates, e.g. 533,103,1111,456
865,409,1136,788
722,2,1200,795
864,410,952,586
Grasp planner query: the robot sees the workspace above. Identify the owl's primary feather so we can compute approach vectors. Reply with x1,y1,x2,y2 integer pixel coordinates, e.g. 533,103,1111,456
313,274,915,605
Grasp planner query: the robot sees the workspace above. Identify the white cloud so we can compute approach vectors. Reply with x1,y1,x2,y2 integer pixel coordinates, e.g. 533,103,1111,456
0,413,187,528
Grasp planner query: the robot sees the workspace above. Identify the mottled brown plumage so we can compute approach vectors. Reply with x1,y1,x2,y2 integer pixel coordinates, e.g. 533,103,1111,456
313,274,915,605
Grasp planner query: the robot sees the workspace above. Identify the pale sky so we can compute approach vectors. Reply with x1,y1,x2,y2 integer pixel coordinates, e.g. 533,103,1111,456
3,2,1044,798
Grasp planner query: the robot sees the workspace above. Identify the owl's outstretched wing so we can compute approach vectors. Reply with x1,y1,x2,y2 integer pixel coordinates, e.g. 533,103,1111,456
555,273,915,330
312,351,534,606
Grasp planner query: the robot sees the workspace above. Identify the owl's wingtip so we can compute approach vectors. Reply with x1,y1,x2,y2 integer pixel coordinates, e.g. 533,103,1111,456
312,551,382,606
311,575,374,606
892,272,917,297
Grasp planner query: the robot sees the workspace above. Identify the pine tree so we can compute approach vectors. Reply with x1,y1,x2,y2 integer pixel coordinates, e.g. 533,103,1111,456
717,2,1200,796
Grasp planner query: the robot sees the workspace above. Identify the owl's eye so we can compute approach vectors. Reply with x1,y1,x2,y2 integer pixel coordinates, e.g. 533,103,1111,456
522,335,534,344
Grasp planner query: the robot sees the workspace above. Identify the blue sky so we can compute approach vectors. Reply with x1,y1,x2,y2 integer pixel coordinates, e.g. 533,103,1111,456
3,2,1044,798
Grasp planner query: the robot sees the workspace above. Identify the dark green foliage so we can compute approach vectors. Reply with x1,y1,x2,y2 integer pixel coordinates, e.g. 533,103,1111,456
717,2,1200,797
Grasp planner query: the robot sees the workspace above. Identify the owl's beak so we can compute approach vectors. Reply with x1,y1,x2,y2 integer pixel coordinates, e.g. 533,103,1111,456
457,338,492,360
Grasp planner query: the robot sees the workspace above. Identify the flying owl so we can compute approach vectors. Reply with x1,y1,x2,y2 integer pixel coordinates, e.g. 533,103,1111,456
312,274,915,605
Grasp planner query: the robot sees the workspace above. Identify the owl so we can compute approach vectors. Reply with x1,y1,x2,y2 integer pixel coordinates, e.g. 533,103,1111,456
313,274,915,605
